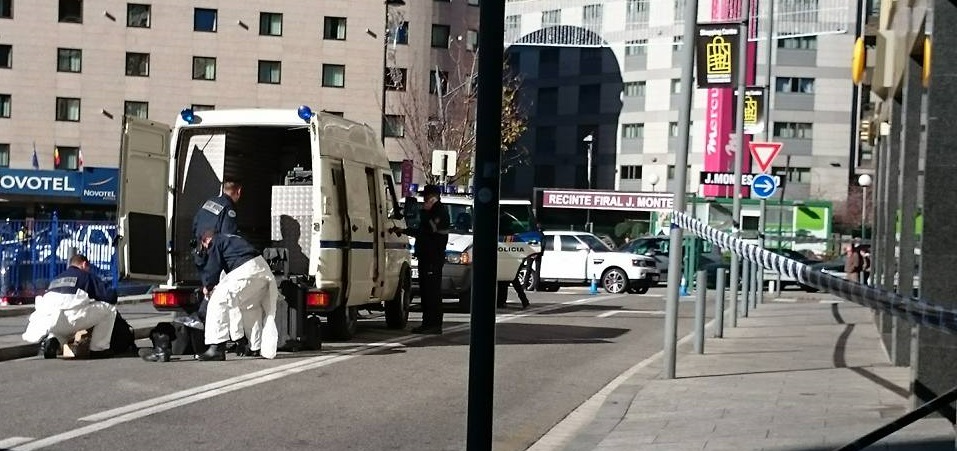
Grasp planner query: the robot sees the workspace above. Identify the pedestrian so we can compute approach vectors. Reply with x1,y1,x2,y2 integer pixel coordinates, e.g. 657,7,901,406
860,246,872,285
196,230,279,361
21,254,118,359
393,184,449,334
843,244,862,283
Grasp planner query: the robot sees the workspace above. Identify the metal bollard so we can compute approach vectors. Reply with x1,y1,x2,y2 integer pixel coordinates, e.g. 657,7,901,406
694,270,706,354
714,268,726,337
742,260,751,318
751,265,759,309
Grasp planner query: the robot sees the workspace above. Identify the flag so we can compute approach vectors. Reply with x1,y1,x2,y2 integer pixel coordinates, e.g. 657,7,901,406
78,148,84,169
31,142,39,170
53,148,60,168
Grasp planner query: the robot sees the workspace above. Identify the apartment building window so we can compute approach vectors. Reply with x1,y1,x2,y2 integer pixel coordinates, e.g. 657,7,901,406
773,122,813,139
505,15,521,42
384,115,405,137
59,0,82,23
192,57,216,80
124,101,148,119
579,84,600,114
625,39,647,56
0,45,9,68
671,35,683,51
385,67,407,91
55,147,80,170
258,60,281,84
429,70,449,94
388,21,409,45
537,87,558,113
536,126,556,151
667,164,690,179
669,122,680,137
620,165,642,180
0,94,9,118
582,4,602,32
324,17,347,40
623,81,646,97
0,0,10,18
127,3,150,28
431,24,451,48
772,166,811,183
322,64,345,87
191,104,215,111
125,52,149,76
779,36,816,49
0,144,9,168
466,29,478,51
56,97,80,122
541,9,560,28
776,77,814,93
622,123,644,139
626,0,650,25
259,12,282,36
194,8,217,32
57,48,81,72
670,78,681,94
674,0,687,22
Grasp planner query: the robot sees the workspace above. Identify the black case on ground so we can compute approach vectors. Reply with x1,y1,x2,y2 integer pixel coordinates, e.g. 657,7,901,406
265,247,321,352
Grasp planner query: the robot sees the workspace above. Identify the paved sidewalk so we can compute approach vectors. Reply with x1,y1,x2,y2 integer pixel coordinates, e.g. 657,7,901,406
534,295,956,451
0,295,169,360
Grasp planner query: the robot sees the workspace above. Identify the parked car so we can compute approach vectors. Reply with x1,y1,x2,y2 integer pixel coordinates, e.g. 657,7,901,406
534,231,659,294
618,236,722,285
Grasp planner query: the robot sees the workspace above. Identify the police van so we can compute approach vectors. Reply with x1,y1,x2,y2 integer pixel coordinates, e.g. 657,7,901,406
405,194,541,310
115,107,412,341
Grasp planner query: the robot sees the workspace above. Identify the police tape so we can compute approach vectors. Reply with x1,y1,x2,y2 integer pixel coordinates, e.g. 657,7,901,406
670,211,957,335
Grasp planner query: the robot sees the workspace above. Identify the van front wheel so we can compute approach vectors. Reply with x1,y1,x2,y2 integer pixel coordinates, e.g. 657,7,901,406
385,273,411,329
327,305,358,340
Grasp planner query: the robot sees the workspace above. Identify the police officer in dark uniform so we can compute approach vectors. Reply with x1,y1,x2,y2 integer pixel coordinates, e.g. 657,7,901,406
394,185,449,334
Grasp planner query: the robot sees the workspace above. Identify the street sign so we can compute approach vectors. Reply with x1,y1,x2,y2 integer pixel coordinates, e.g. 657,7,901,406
431,150,457,177
748,141,783,173
699,171,784,187
750,173,778,199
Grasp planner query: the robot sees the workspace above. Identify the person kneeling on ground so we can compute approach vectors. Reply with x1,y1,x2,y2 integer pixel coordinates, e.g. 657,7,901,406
21,255,118,359
196,230,279,361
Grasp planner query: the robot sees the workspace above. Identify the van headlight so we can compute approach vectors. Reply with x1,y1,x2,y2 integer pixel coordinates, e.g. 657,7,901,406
447,248,472,265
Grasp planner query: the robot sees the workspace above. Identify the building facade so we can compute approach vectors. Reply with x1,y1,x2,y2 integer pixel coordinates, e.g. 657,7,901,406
0,0,477,217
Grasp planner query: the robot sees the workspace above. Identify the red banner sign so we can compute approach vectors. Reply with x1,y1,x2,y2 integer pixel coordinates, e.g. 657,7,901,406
542,190,674,212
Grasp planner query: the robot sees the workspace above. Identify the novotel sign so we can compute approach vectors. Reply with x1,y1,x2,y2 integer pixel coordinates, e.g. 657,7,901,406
0,170,82,197
542,189,674,212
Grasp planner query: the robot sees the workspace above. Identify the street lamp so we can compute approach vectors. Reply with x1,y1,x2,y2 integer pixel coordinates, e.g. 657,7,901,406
858,174,872,240
381,0,406,146
648,173,660,192
583,134,594,233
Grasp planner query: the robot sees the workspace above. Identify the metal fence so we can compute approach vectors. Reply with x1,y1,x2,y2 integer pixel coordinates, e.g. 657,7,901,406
0,214,117,304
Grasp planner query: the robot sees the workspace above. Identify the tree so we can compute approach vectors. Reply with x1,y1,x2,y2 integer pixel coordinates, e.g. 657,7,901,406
388,41,528,185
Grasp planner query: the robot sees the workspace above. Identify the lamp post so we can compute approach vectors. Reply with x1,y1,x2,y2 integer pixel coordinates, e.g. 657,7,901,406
858,174,872,240
381,0,406,146
583,134,594,233
649,173,660,192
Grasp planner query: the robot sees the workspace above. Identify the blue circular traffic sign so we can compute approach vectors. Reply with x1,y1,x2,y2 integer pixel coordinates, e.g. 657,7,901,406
751,173,778,199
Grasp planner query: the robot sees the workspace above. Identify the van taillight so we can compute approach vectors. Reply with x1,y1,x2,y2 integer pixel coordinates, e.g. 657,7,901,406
153,291,190,309
306,291,330,308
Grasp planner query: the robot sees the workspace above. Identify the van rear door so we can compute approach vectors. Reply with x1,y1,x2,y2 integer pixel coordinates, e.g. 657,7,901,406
116,116,171,281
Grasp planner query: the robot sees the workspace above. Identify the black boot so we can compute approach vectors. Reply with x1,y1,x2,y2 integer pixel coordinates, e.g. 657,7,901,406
38,335,59,359
197,342,226,361
139,330,172,363
233,336,249,355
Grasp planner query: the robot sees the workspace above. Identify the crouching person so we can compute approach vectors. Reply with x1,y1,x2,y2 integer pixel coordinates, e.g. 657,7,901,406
196,230,279,361
22,255,118,359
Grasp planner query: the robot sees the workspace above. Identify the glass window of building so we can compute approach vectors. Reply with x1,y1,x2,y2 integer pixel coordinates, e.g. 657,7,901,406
669,122,680,137
192,56,216,80
622,123,644,139
0,144,9,167
431,24,451,48
55,97,80,122
624,81,646,97
620,165,642,179
466,29,478,51
55,146,79,170
626,0,650,25
537,87,558,113
194,8,217,32
259,12,282,36
625,39,647,56
579,84,600,114
385,67,407,91
124,101,148,118
388,21,409,45
125,52,149,76
773,122,813,139
324,17,347,40
671,35,683,51
670,78,681,94
541,9,560,28
582,4,602,32
775,77,815,93
0,94,9,118
773,166,811,182
0,44,9,69
778,36,816,50
191,104,215,111
505,15,521,42
384,115,405,137
57,48,81,73
127,3,150,28
322,64,345,87
59,0,82,23
258,60,281,84
429,70,449,94
0,0,11,18
674,0,687,22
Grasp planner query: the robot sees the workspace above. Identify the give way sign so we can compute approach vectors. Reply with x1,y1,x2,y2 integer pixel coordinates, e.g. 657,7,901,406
748,141,783,173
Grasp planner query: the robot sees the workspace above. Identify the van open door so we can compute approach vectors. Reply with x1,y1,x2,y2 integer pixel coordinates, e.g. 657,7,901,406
116,117,172,281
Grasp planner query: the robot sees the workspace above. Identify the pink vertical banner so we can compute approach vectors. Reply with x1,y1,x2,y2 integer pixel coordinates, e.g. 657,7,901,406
702,0,757,198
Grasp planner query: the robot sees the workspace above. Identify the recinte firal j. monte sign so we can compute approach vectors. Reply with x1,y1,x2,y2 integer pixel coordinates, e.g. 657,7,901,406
542,190,674,212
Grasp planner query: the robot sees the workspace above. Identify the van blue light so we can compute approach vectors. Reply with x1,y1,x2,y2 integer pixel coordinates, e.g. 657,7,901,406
297,105,313,122
180,108,195,124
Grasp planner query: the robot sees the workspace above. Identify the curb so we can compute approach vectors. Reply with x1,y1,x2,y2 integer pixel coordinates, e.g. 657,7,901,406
0,294,152,318
0,326,154,362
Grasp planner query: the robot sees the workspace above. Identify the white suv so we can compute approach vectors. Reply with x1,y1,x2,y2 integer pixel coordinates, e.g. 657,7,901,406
535,231,659,294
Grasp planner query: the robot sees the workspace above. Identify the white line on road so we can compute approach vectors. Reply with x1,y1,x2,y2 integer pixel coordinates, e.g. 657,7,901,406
595,310,666,318
12,294,626,451
0,437,34,448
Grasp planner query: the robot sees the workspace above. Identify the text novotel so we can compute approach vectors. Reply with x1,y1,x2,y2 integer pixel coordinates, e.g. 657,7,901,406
0,174,77,192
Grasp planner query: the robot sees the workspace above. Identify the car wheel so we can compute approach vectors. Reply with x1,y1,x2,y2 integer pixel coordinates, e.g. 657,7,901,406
385,270,412,329
516,267,537,291
602,268,629,294
327,305,359,340
634,285,649,294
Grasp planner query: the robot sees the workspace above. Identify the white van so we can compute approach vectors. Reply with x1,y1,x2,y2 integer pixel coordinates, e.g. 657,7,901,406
115,108,412,340
406,195,541,310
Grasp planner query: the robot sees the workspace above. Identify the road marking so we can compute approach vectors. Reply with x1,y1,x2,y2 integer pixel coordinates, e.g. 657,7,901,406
596,310,666,318
0,437,34,448
819,299,843,304
11,294,626,451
